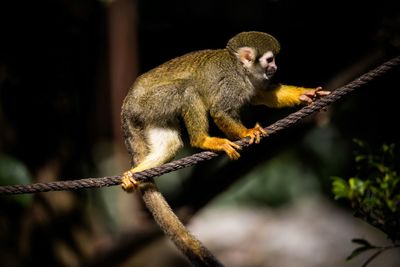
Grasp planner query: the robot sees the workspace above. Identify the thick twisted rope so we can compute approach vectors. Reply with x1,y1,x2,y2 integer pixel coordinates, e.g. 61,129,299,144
1,56,399,195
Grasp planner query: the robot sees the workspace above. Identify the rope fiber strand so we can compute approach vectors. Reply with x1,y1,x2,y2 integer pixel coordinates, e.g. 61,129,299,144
1,56,399,195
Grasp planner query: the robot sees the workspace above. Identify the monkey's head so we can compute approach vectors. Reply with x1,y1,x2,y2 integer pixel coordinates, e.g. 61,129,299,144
227,31,280,81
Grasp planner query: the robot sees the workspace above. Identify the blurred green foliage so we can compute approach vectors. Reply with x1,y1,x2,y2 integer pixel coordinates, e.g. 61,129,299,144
0,154,33,205
332,139,400,266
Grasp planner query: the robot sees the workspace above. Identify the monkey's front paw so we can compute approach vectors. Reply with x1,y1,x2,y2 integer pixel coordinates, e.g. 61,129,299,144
121,170,139,193
241,123,267,144
300,87,330,104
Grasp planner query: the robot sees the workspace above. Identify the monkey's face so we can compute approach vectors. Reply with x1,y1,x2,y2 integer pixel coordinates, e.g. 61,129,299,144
257,51,277,80
236,47,277,84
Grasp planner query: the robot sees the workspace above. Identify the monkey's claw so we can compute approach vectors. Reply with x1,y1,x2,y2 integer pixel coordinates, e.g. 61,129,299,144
242,123,267,144
300,87,330,104
121,170,139,192
201,137,241,160
222,140,241,160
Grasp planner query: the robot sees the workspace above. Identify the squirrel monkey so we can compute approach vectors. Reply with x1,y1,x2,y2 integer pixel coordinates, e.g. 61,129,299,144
120,31,329,264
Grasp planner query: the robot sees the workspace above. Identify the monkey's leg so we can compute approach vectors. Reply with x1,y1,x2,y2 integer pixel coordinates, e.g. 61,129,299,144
121,126,183,191
211,110,267,145
182,99,241,160
121,126,224,266
121,115,148,167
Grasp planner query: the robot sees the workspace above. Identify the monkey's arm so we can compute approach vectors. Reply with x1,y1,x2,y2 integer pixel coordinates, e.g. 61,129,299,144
182,91,264,160
252,84,329,108
211,109,266,145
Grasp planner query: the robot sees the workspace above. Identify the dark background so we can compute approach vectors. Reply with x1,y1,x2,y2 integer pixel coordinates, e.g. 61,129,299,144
0,0,399,266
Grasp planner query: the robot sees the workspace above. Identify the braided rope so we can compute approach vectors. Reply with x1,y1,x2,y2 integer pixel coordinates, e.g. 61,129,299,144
1,56,399,195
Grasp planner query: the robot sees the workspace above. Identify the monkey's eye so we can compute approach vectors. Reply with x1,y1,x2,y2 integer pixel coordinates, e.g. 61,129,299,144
266,57,274,63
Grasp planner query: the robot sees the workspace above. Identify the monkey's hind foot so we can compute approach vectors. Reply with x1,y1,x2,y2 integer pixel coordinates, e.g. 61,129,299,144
121,170,139,192
200,137,241,160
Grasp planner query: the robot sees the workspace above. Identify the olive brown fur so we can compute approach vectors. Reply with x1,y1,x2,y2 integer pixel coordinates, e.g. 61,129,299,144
120,31,328,266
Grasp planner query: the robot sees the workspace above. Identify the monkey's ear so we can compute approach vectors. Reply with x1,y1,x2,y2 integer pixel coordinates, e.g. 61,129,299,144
236,47,256,67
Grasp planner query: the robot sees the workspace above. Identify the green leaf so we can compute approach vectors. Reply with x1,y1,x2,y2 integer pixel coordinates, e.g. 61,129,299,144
355,155,366,162
351,238,372,247
352,138,365,148
331,177,350,199
381,143,394,154
374,163,389,174
349,177,369,196
347,238,377,261
387,200,396,212
346,246,376,261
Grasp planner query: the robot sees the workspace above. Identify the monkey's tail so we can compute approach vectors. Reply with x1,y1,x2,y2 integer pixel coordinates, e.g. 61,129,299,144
139,179,224,267
121,116,224,266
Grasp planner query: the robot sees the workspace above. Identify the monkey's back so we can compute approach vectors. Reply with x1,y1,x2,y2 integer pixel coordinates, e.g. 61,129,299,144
137,49,231,86
122,49,237,124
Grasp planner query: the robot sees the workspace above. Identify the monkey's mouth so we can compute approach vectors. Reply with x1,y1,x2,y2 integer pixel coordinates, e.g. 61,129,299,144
264,69,276,80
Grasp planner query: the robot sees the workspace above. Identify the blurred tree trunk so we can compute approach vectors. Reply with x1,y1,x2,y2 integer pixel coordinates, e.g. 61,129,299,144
108,0,139,162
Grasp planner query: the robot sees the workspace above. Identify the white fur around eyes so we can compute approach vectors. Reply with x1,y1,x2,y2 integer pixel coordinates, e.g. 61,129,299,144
259,51,274,68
